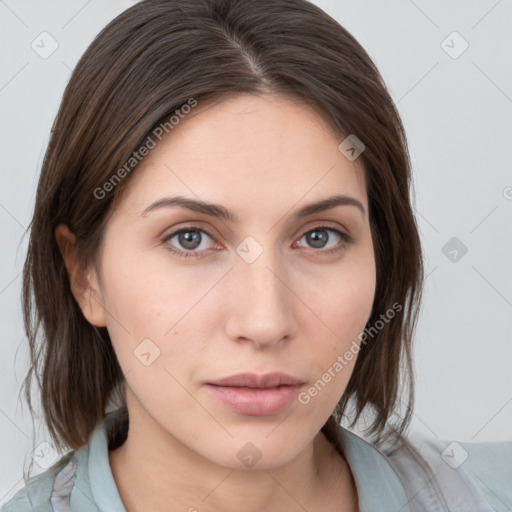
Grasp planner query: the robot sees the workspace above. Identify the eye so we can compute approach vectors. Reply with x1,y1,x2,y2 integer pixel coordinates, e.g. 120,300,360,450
161,224,353,259
162,227,217,257
295,226,352,254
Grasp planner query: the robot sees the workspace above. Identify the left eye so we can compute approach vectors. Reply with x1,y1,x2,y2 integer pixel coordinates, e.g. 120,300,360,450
162,225,351,258
296,226,348,251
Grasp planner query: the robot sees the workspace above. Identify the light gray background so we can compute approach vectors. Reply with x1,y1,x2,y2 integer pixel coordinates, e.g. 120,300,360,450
1,0,511,504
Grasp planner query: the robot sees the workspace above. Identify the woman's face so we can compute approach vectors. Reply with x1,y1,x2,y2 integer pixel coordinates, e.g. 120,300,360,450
85,93,376,468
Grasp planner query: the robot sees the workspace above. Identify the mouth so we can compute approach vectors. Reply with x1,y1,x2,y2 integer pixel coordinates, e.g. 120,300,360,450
205,372,305,416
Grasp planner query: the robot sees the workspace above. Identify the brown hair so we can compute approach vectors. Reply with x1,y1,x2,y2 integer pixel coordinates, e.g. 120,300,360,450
22,0,424,467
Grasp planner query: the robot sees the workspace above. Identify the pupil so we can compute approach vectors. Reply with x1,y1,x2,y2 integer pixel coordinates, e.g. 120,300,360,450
308,229,327,248
180,230,201,249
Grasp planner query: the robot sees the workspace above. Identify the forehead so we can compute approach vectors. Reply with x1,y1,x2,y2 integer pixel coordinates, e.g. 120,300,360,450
116,93,367,218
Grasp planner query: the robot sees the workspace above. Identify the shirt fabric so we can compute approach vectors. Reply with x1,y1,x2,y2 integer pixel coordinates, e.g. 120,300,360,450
2,408,511,512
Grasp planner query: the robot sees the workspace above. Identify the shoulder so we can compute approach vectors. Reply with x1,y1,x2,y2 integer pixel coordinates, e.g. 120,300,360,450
1,411,124,512
1,454,75,512
459,440,512,512
382,432,512,512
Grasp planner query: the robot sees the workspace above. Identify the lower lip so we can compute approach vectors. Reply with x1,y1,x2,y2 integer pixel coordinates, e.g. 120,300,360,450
204,383,303,416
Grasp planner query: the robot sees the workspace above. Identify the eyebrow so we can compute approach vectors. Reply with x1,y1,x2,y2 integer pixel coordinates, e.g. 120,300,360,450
141,194,366,221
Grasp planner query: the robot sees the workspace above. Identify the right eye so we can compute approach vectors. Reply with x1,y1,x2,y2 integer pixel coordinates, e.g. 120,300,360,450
161,227,218,258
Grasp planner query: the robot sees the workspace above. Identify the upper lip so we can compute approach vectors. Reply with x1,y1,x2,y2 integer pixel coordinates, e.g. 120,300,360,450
208,372,304,388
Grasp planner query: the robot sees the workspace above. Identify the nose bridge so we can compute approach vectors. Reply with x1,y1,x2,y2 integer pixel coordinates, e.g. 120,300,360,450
226,240,295,345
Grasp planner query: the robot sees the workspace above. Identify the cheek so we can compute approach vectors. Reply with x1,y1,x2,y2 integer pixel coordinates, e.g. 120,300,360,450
335,243,376,329
298,252,376,344
98,246,222,379
328,275,375,340
99,241,197,330
295,253,376,393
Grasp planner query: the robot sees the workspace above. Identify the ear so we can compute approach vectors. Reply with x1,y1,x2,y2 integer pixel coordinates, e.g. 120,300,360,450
55,224,107,327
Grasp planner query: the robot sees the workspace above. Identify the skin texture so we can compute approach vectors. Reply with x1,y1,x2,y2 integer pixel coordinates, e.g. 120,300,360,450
56,93,376,511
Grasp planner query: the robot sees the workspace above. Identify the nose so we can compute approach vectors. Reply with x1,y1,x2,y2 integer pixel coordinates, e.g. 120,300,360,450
224,250,297,349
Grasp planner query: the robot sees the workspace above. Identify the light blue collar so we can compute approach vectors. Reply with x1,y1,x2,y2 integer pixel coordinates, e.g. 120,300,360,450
339,427,412,512
82,415,411,512
86,418,127,512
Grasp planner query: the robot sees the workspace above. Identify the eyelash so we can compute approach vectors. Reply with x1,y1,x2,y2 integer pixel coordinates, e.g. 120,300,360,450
161,225,353,259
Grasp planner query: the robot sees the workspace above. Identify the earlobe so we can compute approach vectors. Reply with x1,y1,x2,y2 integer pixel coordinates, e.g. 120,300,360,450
55,224,107,327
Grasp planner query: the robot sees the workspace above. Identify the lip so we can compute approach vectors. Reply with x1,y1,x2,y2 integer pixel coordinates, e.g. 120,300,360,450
205,372,305,416
208,372,304,388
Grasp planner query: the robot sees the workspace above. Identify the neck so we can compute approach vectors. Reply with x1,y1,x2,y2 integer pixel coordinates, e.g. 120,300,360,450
108,393,357,512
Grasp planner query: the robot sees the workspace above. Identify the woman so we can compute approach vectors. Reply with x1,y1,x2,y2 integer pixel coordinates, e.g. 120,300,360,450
3,0,510,511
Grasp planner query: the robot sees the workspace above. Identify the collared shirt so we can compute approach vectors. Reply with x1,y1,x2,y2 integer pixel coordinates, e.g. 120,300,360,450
2,409,510,511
